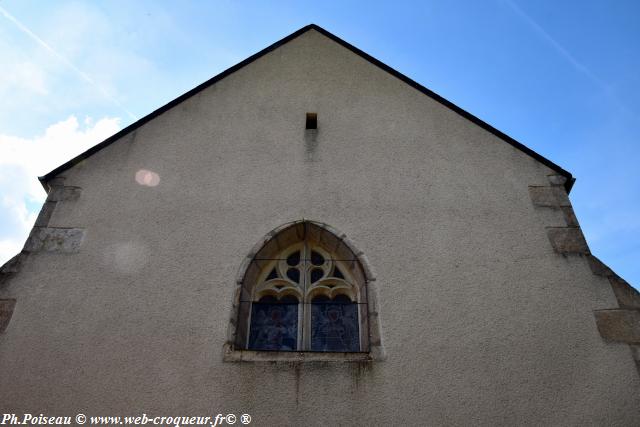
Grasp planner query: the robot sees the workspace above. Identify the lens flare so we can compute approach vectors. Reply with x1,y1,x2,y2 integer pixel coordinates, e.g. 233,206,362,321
135,169,160,187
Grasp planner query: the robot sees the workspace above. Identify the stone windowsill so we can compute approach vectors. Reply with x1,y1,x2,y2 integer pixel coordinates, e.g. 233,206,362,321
223,343,375,363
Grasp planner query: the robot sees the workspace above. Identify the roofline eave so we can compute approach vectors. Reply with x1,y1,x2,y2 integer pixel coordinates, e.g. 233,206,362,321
38,23,575,194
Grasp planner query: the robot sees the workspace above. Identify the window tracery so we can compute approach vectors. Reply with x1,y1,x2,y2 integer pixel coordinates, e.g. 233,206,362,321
233,221,371,354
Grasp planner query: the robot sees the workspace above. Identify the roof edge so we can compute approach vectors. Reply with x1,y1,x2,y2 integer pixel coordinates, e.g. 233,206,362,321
39,23,575,193
305,25,574,192
38,24,319,189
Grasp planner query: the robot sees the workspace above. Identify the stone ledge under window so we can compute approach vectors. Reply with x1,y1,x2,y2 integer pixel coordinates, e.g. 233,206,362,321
223,343,374,363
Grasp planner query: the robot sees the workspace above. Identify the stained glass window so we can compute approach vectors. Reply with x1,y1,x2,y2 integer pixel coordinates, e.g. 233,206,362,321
287,251,300,266
310,268,324,283
248,296,298,351
311,295,359,352
286,268,300,283
311,250,325,266
242,222,369,353
265,268,278,281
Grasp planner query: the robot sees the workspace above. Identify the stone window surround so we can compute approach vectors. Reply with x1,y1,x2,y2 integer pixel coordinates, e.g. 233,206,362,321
248,241,363,352
224,220,385,363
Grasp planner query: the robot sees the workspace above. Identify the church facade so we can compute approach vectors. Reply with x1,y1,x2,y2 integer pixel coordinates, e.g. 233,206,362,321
1,25,639,425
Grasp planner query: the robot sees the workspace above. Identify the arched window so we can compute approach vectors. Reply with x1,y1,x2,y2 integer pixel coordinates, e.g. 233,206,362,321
230,221,380,356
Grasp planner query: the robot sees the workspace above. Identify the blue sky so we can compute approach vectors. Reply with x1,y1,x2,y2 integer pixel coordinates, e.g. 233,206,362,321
0,1,638,289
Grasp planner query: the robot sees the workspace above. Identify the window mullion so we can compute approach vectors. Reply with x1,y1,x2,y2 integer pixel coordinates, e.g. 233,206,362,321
302,235,310,350
299,241,306,351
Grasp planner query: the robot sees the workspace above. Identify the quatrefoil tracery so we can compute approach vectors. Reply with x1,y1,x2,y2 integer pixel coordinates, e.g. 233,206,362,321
253,243,358,303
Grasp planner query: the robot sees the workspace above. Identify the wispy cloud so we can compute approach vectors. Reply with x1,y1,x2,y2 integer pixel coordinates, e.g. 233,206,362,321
503,0,605,87
0,5,138,121
503,0,634,117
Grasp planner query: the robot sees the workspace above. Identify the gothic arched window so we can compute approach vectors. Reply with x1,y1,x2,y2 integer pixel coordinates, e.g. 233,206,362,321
229,221,381,357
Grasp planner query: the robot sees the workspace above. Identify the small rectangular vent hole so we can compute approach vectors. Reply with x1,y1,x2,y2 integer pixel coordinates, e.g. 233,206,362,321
306,113,317,129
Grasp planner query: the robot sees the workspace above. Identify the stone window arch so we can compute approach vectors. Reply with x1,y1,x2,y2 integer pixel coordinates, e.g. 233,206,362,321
225,220,384,361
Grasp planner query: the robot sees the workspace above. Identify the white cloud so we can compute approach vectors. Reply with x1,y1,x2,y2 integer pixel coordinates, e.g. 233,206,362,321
0,238,25,266
0,115,120,265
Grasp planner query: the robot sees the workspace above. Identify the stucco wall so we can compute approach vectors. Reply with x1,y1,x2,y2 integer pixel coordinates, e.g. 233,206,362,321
1,29,638,425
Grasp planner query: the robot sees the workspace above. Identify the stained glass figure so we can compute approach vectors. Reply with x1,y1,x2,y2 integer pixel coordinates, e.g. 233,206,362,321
248,296,298,351
310,295,359,352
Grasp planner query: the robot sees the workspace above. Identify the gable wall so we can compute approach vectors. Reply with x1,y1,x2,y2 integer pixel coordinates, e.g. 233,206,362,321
1,30,638,424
